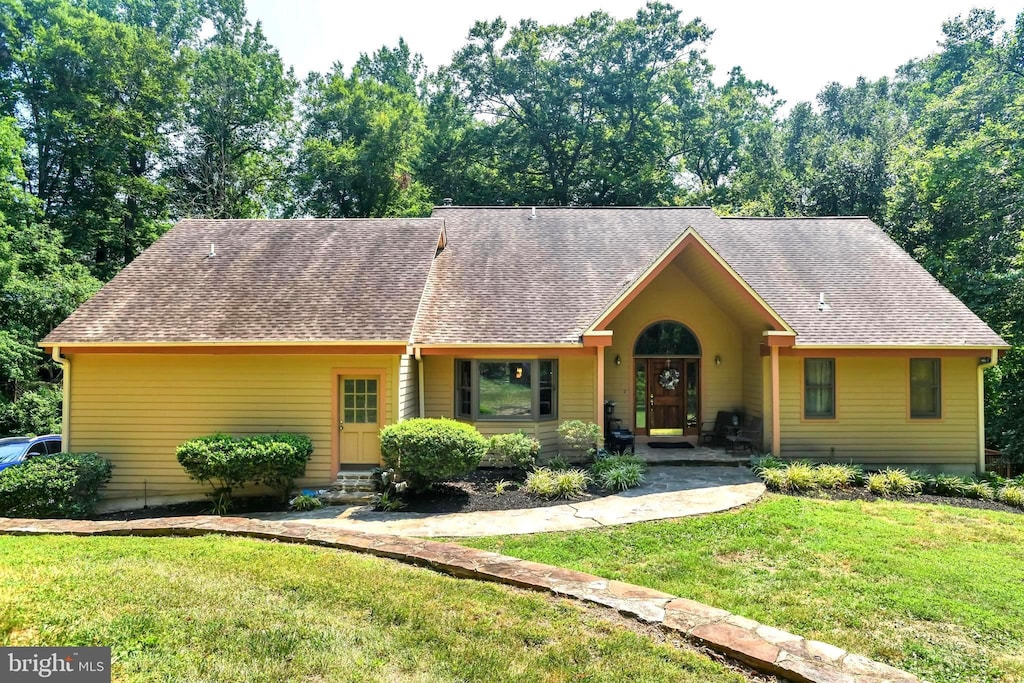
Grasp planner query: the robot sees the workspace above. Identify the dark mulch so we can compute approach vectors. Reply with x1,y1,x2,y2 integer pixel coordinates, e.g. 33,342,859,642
92,495,288,521
787,486,1023,515
397,468,612,514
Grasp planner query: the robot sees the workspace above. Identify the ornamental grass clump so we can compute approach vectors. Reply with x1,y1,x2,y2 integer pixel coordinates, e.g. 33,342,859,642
867,468,922,497
964,481,996,500
813,463,859,489
524,467,590,499
997,485,1024,509
598,463,646,492
930,474,970,497
759,467,787,491
778,461,818,492
591,453,647,492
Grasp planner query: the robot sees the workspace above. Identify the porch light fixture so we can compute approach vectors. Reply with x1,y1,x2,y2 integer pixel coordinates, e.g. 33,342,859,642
715,355,722,367
615,354,622,366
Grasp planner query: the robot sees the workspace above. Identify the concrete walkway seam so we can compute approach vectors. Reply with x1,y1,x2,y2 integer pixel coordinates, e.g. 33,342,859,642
0,516,919,683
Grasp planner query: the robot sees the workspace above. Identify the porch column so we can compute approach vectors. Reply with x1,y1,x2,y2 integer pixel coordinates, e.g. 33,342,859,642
771,345,781,456
595,347,605,442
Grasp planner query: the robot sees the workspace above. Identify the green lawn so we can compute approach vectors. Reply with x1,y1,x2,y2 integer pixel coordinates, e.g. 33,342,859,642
461,495,1024,683
0,535,745,683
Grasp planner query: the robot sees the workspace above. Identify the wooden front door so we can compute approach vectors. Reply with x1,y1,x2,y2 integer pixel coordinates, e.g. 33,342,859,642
339,375,382,465
638,358,700,436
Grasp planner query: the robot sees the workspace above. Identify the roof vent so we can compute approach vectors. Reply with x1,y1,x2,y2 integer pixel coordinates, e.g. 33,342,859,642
530,206,537,220
442,197,453,206
208,243,216,258
817,292,830,312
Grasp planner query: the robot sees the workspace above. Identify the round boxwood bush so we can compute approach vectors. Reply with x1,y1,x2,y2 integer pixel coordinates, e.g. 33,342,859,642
380,418,488,491
489,432,541,470
0,452,113,519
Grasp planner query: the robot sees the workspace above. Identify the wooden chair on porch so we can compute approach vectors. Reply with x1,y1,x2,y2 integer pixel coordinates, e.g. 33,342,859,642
700,411,735,447
726,415,762,453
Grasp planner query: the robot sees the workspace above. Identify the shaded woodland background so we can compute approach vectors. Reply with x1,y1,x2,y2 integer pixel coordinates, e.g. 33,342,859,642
1,1,1022,460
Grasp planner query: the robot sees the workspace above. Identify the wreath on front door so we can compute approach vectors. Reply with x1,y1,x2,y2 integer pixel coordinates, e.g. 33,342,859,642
657,367,681,391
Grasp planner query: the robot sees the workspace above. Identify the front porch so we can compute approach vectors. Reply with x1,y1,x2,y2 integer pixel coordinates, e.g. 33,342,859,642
585,228,794,457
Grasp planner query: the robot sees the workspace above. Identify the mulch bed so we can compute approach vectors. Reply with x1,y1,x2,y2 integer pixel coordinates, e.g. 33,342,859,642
92,495,288,521
787,486,1023,515
397,468,612,514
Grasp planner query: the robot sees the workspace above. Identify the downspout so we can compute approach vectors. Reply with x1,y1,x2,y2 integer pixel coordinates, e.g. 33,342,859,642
415,346,425,418
977,349,998,476
51,346,70,452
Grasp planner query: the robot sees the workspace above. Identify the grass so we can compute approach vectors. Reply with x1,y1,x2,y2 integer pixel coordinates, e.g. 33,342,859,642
461,495,1024,683
0,535,745,683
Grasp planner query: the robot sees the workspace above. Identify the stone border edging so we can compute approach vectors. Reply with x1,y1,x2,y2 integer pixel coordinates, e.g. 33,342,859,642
0,516,919,683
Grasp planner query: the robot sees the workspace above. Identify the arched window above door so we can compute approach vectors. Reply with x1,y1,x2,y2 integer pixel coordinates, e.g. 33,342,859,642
634,321,700,356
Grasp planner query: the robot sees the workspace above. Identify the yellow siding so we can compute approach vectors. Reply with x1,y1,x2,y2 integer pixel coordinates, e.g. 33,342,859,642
398,354,419,421
778,355,979,465
421,353,595,458
603,262,746,432
741,333,763,421
69,353,397,502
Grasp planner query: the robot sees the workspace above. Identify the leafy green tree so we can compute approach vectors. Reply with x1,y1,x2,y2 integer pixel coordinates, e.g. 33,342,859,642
449,3,712,205
292,48,431,218
1,0,186,278
0,117,98,436
167,20,297,218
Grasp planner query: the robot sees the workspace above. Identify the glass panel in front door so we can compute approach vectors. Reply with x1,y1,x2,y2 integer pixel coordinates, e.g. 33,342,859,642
686,359,699,434
634,360,647,430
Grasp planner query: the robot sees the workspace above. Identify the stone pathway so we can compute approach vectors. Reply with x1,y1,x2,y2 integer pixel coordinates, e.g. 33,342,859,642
0,515,919,683
255,465,765,537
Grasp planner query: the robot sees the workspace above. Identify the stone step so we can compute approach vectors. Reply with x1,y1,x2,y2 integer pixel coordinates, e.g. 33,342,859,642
318,490,376,506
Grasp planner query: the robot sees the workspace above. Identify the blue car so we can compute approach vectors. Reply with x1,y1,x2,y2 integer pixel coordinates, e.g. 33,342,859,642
0,435,62,472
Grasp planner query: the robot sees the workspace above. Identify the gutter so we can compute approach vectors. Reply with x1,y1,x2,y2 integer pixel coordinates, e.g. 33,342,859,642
51,346,70,452
978,349,999,476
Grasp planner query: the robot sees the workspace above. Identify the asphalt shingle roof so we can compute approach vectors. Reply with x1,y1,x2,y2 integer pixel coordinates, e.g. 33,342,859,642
43,208,1007,348
43,219,444,343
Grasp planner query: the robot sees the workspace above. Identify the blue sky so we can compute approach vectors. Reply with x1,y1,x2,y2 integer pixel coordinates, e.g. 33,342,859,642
246,0,1023,107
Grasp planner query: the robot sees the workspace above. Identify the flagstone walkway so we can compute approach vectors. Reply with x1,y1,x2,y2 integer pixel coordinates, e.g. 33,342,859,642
253,465,766,537
0,515,918,683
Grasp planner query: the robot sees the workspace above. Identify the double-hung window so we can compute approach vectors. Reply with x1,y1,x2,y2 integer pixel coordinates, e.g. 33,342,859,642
910,358,941,419
804,358,835,419
455,359,557,421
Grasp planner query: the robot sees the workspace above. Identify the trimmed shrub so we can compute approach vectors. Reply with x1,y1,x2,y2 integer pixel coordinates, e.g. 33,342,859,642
997,485,1024,509
546,454,571,471
598,463,646,492
379,418,487,491
557,420,601,455
489,432,541,470
0,452,113,518
176,432,315,506
249,433,314,501
867,468,922,497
